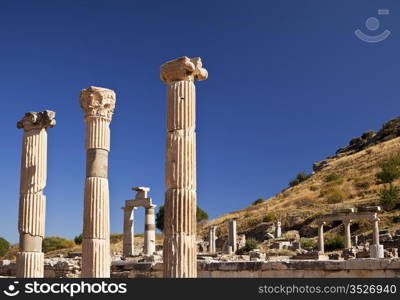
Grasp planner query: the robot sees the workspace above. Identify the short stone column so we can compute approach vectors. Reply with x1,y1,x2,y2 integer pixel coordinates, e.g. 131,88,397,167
144,204,156,255
161,56,208,278
122,207,135,257
274,220,282,238
317,222,325,254
80,86,116,278
228,220,237,253
370,215,384,258
343,220,352,249
16,111,56,278
209,226,217,253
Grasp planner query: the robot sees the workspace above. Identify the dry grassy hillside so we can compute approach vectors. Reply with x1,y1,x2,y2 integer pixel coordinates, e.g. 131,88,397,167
201,137,400,240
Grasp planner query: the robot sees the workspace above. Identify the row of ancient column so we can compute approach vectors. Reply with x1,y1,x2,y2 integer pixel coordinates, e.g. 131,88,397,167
317,214,383,258
15,56,207,278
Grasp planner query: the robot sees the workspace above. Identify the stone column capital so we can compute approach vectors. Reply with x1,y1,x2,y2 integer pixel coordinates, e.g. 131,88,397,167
80,86,116,121
17,110,56,131
160,56,208,83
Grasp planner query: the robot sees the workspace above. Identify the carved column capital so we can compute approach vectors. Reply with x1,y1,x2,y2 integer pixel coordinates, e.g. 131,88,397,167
17,111,56,131
160,56,208,83
80,86,116,121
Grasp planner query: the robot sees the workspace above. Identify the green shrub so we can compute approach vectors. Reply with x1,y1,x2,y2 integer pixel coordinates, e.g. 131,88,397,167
289,172,311,187
263,213,276,223
378,185,400,210
309,185,319,191
300,238,316,249
392,215,400,223
42,236,74,253
376,156,400,184
0,237,10,257
252,198,265,205
156,205,208,231
74,234,83,245
324,235,344,251
325,173,340,182
236,238,258,254
321,186,345,204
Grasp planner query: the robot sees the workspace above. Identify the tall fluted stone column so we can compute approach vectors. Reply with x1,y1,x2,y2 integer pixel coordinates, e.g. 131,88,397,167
228,220,237,253
144,204,156,255
122,206,135,257
372,215,380,246
370,214,384,258
344,220,352,249
209,226,216,254
80,86,116,278
317,222,325,254
16,111,56,278
161,56,208,278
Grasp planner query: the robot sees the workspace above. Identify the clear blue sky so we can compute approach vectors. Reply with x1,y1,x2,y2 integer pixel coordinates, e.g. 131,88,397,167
1,0,399,243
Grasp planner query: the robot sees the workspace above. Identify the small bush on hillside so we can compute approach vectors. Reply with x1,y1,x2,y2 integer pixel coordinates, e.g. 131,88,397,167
293,197,314,208
300,238,316,249
378,185,400,210
392,215,400,223
289,172,312,187
353,177,371,190
263,213,276,223
74,234,83,245
376,156,400,184
0,237,10,257
244,212,253,218
252,198,265,205
236,238,258,255
309,185,319,191
325,173,340,182
324,235,345,251
42,237,74,253
321,186,345,204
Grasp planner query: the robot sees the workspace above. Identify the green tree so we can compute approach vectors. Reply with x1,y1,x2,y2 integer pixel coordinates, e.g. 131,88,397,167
289,171,311,187
156,205,208,231
74,234,83,245
236,238,258,254
376,156,400,210
0,237,10,257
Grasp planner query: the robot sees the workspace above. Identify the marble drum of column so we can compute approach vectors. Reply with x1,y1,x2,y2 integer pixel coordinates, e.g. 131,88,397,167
144,204,156,255
122,206,134,257
161,56,208,278
16,111,56,278
80,86,116,278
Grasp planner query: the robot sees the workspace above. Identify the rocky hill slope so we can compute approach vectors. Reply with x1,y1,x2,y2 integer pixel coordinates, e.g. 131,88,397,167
201,117,400,242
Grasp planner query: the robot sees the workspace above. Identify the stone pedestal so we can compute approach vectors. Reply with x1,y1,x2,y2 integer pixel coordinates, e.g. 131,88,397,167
228,220,237,253
80,86,116,278
161,56,208,278
370,244,384,258
16,111,55,278
144,205,156,255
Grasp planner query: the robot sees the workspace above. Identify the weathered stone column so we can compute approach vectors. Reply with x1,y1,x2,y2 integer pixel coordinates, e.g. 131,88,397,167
317,222,325,254
161,56,208,278
122,206,135,257
228,220,237,253
274,220,282,238
144,204,156,255
209,226,216,253
80,86,116,278
370,214,384,258
16,111,55,278
344,220,352,249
